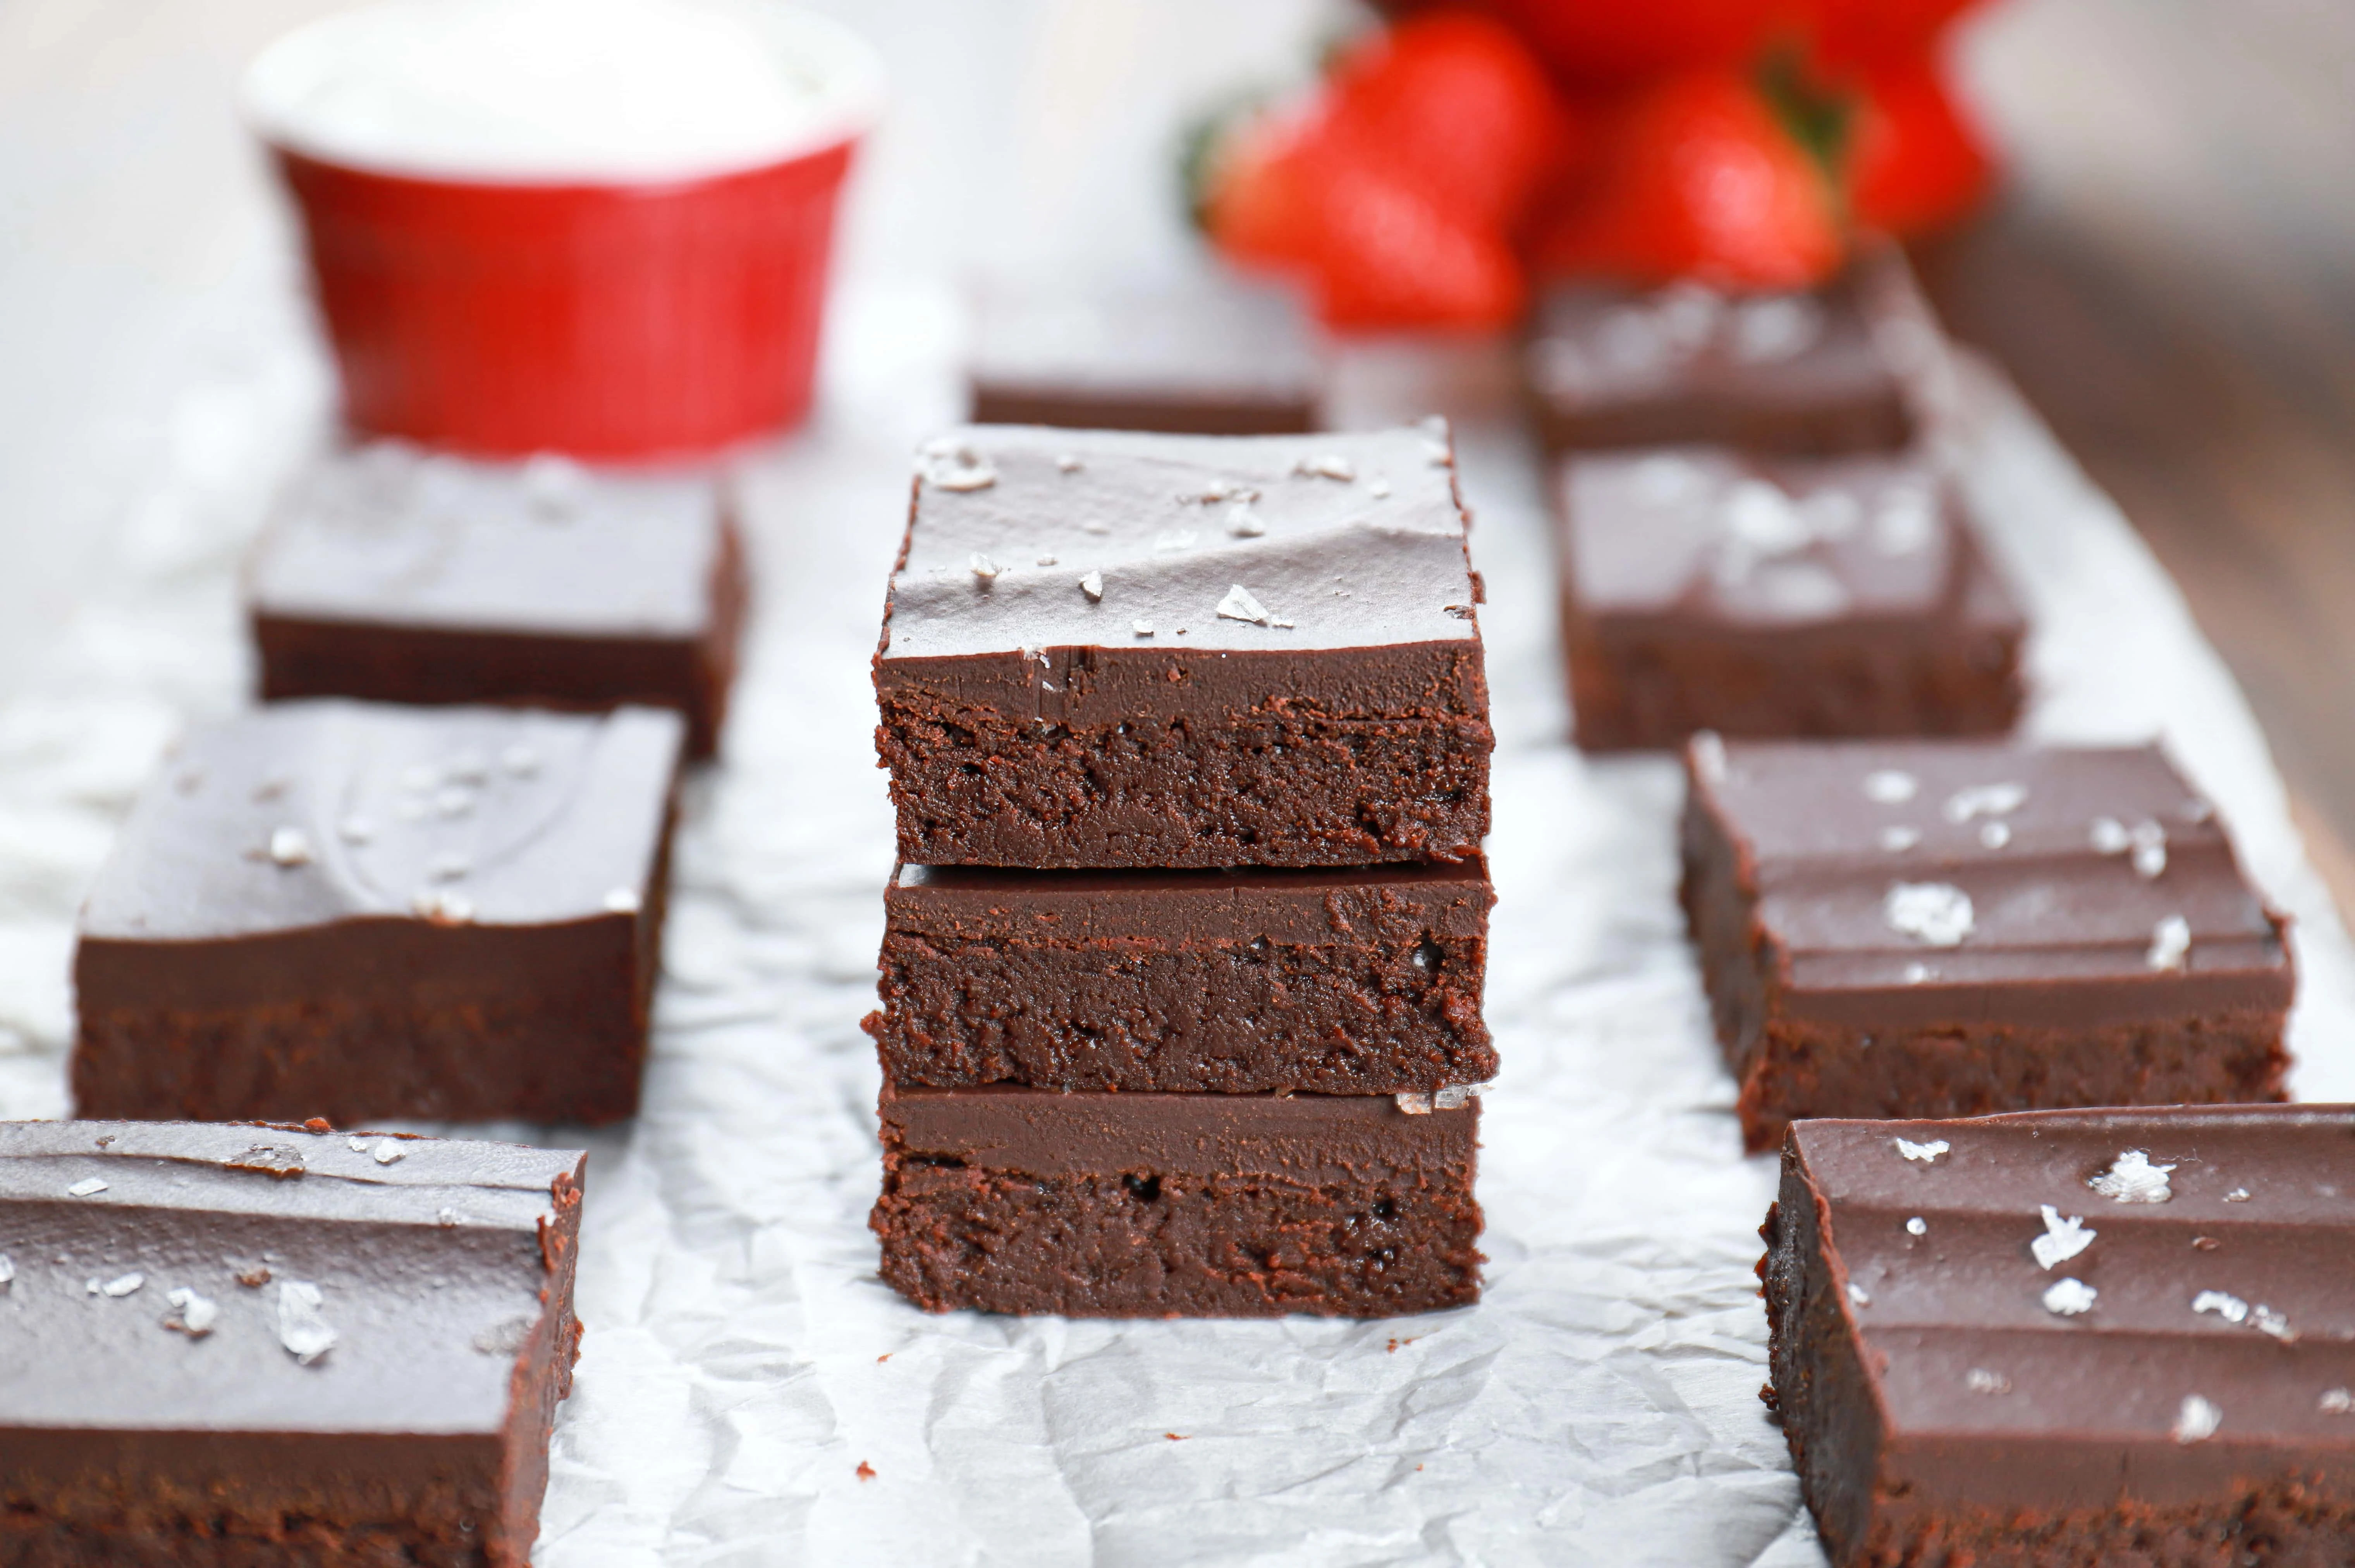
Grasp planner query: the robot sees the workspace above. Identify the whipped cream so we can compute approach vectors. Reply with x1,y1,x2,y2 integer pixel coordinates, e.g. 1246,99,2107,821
243,0,882,182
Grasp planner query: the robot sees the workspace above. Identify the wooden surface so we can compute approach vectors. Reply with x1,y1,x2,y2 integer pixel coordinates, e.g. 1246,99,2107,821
1922,0,2355,908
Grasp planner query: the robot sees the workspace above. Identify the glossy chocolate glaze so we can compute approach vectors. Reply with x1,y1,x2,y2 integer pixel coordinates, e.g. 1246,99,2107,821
888,855,1491,944
1690,738,2292,1027
968,282,1324,435
246,444,729,637
80,700,681,947
1768,1107,2355,1561
0,1119,584,1561
1525,250,1939,456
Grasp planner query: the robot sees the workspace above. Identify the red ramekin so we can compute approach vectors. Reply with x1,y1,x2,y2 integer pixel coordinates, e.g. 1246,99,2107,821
245,6,882,461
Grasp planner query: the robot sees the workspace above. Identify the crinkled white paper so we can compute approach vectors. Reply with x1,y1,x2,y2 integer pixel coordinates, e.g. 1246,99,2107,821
1,269,2349,1568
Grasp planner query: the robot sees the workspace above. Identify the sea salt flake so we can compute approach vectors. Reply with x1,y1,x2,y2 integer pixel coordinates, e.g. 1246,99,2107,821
1034,554,1058,567
1368,478,1392,499
337,816,375,845
1884,882,1973,947
101,1272,144,1297
1731,294,1825,363
433,785,474,818
2132,822,2168,879
2090,816,2132,854
1846,1283,1871,1307
920,440,996,492
2173,1394,2222,1444
1432,1081,1488,1111
1055,454,1082,473
413,889,476,926
1226,504,1266,538
371,1138,406,1166
1980,822,2011,849
1722,481,1812,556
1154,530,1197,553
276,1280,337,1365
1880,825,1922,852
1905,1217,1927,1236
1216,585,1274,626
2252,1305,2297,1342
2321,1389,2353,1415
968,552,999,582
2147,915,2191,972
500,744,540,777
0,1255,14,1288
1394,1093,1434,1115
1965,1369,2012,1395
1689,731,1727,787
1131,620,1153,637
2031,1205,2095,1270
2192,1290,2250,1325
268,827,313,867
67,1178,107,1197
1943,782,2028,822
602,887,642,915
2042,1277,2098,1316
1895,1138,1949,1164
166,1286,218,1336
2223,1187,2251,1202
1863,769,1918,804
1081,519,1110,535
1293,453,1355,481
2090,1149,2176,1204
437,1208,464,1227
1903,962,1932,984
1077,570,1104,603
347,1136,369,1153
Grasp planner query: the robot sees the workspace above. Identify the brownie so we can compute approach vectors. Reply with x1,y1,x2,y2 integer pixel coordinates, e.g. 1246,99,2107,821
246,444,747,758
872,1084,1483,1317
1557,446,2026,750
1761,1106,2355,1568
968,282,1324,435
0,1118,585,1566
1523,249,1937,457
875,423,1492,869
73,699,684,1126
1682,738,2294,1152
868,856,1495,1094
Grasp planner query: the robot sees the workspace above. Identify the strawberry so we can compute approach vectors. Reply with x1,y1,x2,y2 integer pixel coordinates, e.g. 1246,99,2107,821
1307,156,1525,329
1846,54,1995,237
1321,14,1578,232
1804,0,1986,70
1196,104,1328,272
1370,0,1796,90
1533,67,1844,290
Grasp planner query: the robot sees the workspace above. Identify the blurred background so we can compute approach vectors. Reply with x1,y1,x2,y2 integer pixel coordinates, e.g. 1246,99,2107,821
4,0,2355,897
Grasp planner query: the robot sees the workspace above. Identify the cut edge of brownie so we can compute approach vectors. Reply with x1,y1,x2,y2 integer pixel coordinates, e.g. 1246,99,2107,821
253,509,749,760
1679,753,2290,1154
870,1088,1484,1319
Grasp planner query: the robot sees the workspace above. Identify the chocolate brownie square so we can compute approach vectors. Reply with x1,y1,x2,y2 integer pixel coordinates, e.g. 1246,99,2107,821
872,1084,1483,1317
1557,447,2025,750
247,444,746,758
968,282,1324,435
1683,738,2293,1151
875,423,1492,869
868,856,1495,1094
0,1118,585,1566
1523,249,1937,457
1761,1106,2355,1568
72,699,684,1126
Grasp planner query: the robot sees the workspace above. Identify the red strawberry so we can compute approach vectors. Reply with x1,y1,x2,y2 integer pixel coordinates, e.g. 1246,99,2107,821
1197,105,1328,272
1533,68,1844,289
1805,0,1986,70
1847,54,1995,237
1370,0,1796,90
1321,14,1578,231
1307,155,1525,329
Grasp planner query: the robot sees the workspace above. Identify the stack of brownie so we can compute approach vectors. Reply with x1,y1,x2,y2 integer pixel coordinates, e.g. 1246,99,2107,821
863,420,1497,1317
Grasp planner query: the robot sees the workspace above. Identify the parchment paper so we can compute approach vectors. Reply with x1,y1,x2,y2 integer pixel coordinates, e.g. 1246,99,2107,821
0,264,2348,1567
